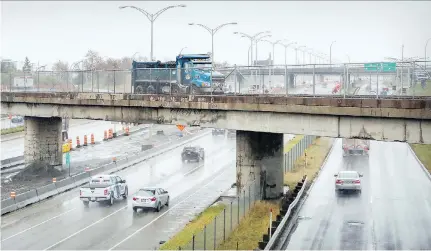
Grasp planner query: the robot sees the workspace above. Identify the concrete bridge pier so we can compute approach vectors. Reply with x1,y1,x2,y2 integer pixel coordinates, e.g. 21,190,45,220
24,116,63,170
236,130,284,200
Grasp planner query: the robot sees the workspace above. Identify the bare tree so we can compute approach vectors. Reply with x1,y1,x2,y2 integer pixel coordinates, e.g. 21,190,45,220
83,50,103,70
52,60,69,71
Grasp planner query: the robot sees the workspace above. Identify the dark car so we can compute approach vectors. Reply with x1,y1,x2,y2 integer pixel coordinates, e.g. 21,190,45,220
11,116,23,123
212,129,225,136
181,146,205,162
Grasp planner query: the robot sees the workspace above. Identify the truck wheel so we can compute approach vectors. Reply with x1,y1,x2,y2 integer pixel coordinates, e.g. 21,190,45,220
147,84,156,94
109,194,114,206
83,201,89,207
123,187,128,199
189,85,199,95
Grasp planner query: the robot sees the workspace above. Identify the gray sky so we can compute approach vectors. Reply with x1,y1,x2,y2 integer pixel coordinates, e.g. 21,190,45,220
2,1,431,68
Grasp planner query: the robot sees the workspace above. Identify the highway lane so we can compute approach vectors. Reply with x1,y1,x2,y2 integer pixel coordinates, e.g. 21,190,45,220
285,139,431,250
0,134,236,250
1,119,113,160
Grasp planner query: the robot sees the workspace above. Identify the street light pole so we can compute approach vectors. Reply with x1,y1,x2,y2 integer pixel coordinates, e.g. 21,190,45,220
280,41,297,66
329,40,336,66
234,31,271,65
189,22,237,66
119,4,187,61
179,47,187,55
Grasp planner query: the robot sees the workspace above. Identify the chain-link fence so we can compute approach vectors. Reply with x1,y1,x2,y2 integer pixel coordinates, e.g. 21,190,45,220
176,134,317,250
179,181,260,250
2,61,429,98
284,135,317,173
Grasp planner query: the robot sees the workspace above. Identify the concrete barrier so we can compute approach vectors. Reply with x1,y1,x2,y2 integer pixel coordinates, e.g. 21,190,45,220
36,183,59,201
1,198,17,215
72,172,91,186
14,189,39,209
55,177,77,193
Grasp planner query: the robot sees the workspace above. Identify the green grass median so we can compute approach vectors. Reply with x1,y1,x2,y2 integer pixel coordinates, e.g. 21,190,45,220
1,126,24,135
410,144,431,174
159,204,226,250
284,137,334,190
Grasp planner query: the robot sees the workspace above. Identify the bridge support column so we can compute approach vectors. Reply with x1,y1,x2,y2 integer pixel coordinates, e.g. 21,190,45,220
24,116,63,170
236,130,283,200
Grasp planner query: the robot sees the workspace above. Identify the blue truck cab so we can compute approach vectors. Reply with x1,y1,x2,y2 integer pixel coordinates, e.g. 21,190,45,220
132,54,225,94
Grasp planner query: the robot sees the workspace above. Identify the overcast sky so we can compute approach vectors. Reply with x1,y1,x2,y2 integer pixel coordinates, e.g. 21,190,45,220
2,1,431,68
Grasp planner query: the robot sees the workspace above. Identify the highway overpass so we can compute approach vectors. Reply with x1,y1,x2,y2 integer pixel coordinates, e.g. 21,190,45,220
2,92,430,199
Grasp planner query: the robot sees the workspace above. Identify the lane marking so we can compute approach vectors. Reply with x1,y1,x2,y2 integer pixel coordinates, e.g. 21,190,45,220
42,206,126,251
42,144,232,250
108,168,229,250
1,208,77,242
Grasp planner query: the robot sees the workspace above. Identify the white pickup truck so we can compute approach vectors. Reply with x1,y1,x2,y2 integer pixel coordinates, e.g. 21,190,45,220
80,174,128,206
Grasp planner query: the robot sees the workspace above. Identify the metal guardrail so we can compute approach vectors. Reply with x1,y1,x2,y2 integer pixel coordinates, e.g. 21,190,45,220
264,176,308,250
1,129,211,215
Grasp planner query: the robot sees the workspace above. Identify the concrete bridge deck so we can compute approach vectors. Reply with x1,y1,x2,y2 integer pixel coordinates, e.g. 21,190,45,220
2,92,430,144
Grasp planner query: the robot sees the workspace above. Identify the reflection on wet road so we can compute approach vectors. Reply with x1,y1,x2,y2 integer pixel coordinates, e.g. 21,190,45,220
286,139,431,250
0,134,236,250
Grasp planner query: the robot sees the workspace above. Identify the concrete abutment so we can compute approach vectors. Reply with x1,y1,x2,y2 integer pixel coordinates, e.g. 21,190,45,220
24,116,63,170
236,130,284,200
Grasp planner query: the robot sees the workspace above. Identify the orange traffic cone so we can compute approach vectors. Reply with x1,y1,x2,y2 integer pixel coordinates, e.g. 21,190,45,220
91,133,95,145
76,136,81,148
83,135,88,146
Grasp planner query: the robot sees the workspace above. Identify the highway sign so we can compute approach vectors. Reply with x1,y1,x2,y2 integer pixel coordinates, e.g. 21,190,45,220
364,62,396,72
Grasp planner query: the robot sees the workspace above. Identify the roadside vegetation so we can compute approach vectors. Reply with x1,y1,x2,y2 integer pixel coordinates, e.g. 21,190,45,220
161,136,334,251
410,144,431,173
159,204,226,250
284,137,334,190
217,201,280,250
1,126,24,135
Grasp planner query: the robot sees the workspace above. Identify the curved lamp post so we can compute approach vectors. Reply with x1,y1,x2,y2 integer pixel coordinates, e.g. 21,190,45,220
119,4,186,61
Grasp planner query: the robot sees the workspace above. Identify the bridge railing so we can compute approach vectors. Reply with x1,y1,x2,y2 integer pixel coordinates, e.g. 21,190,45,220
1,61,429,98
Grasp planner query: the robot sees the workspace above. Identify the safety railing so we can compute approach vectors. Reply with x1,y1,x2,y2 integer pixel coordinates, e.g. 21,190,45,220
1,61,429,99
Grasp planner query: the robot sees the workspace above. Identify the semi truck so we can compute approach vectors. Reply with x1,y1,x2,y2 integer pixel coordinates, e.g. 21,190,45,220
132,54,227,95
342,138,370,157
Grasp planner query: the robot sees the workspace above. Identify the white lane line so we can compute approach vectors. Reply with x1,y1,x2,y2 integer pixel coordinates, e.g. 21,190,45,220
108,168,229,250
1,208,77,242
42,206,126,251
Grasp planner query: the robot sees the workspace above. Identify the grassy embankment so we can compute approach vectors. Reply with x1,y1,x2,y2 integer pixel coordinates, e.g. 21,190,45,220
1,126,24,135
161,136,334,250
410,144,431,174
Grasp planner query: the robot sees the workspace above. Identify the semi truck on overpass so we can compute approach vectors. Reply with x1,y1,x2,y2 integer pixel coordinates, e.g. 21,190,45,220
131,54,227,95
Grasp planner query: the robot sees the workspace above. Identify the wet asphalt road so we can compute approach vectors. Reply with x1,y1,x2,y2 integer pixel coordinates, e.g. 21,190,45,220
285,139,431,250
0,133,236,250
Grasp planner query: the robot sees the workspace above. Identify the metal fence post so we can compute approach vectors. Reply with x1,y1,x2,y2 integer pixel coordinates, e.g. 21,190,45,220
214,216,217,250
81,71,84,92
170,69,172,96
248,185,251,210
237,196,240,225
223,208,226,241
234,65,238,95
204,225,206,251
313,64,316,96
230,201,233,232
243,190,246,214
113,70,116,94
91,70,94,92
192,235,195,250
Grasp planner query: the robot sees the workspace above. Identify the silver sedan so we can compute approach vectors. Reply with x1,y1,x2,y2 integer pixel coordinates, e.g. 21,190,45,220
334,171,363,193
